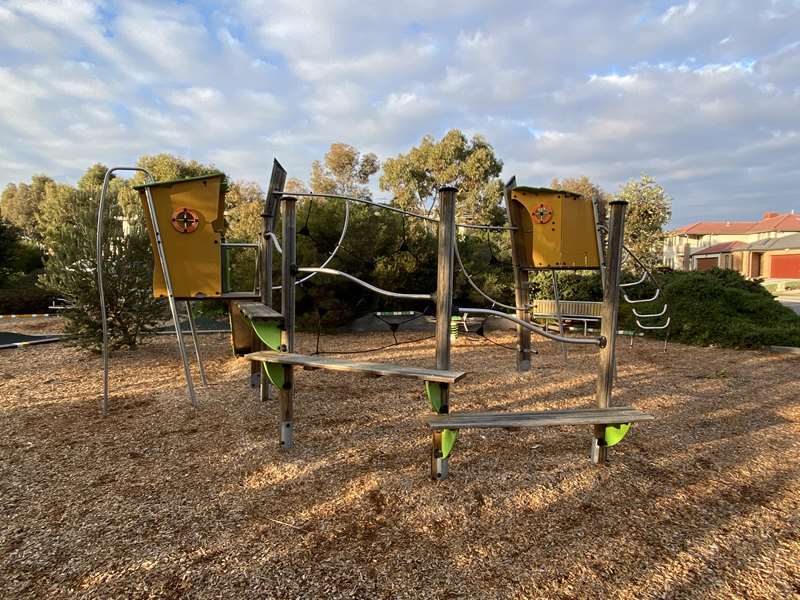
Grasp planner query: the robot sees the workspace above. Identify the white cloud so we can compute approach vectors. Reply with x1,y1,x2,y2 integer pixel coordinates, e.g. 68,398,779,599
0,1,799,223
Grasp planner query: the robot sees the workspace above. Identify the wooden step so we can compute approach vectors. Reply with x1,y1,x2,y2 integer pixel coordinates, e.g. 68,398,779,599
236,302,284,323
245,351,466,384
426,407,653,430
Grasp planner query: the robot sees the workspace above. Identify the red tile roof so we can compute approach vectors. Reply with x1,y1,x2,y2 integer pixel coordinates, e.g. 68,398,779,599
672,212,800,236
691,241,748,256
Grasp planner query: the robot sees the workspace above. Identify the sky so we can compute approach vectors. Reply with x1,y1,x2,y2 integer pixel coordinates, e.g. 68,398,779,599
1,1,799,226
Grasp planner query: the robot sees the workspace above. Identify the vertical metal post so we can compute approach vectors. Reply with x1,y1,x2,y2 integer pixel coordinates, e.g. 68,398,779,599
551,270,567,358
591,200,627,464
432,186,457,480
503,178,532,371
143,186,198,408
184,301,208,386
279,196,296,448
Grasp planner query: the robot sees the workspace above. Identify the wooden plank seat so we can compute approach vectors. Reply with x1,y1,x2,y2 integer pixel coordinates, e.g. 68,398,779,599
236,302,284,323
426,406,653,430
246,351,466,384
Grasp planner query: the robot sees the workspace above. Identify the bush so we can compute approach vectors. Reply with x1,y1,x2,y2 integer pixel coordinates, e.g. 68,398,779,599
39,187,166,351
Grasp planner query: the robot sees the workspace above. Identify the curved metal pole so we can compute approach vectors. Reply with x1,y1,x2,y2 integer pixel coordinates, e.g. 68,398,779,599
97,166,153,416
295,198,350,286
632,304,668,318
458,307,605,346
297,267,433,300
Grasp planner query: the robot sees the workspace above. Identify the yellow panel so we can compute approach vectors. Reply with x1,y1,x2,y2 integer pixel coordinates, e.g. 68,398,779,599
510,187,600,270
137,174,225,299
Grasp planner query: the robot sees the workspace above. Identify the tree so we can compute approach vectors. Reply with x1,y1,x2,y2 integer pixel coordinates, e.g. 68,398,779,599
615,175,672,268
0,175,54,241
134,153,219,184
310,143,379,198
39,186,165,350
77,163,110,191
0,218,21,286
380,129,504,224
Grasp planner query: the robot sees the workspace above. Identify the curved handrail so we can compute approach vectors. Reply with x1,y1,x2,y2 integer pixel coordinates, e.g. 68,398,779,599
636,317,671,330
620,272,647,288
297,267,433,300
458,307,605,347
624,288,660,304
632,304,668,318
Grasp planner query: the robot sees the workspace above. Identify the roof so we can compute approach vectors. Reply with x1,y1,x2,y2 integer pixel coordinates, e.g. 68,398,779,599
671,212,800,236
691,241,748,256
131,172,224,190
746,232,800,251
673,221,753,235
513,186,581,197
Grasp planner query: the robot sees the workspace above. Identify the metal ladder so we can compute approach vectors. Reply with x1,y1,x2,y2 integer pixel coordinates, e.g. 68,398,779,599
619,247,671,348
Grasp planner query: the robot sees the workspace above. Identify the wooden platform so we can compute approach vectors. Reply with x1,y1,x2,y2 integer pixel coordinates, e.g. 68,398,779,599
426,406,653,430
245,351,467,384
236,302,284,323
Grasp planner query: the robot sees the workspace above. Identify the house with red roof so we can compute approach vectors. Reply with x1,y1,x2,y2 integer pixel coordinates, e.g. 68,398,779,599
663,212,800,280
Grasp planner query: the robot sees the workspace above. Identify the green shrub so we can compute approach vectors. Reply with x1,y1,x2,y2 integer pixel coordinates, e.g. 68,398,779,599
0,271,56,314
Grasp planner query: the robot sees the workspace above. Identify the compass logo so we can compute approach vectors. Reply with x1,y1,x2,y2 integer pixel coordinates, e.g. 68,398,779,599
532,203,553,224
171,207,201,233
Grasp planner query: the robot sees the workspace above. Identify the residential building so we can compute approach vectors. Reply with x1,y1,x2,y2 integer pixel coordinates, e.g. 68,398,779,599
663,212,800,279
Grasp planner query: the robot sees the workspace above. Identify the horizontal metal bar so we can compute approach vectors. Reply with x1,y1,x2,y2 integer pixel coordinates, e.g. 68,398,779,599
297,267,433,300
276,191,438,222
274,191,517,230
458,307,605,346
624,288,660,304
636,317,671,330
221,242,259,248
632,304,667,318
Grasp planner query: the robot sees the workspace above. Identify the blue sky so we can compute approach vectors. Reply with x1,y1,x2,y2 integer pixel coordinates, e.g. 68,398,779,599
1,0,798,225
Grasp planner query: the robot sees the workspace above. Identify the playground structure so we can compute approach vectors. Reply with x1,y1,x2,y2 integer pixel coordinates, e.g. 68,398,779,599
97,160,660,480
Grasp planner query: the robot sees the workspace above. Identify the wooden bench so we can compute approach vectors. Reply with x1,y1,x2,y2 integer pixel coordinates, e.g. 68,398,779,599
236,302,284,323
245,351,466,384
426,406,653,430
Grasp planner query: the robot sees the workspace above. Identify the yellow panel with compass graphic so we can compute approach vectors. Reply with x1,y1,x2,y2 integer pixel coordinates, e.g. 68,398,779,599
134,173,226,299
509,186,601,270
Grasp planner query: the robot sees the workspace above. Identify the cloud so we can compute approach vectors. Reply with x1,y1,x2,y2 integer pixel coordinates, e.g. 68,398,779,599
0,0,798,223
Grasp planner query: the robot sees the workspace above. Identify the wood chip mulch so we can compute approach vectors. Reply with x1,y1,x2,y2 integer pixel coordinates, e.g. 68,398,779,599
1,326,798,599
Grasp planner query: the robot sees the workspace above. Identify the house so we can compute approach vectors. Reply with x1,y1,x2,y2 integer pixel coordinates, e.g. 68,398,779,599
663,212,800,279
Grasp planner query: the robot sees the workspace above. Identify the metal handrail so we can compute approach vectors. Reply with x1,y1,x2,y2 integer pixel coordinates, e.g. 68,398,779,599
297,267,433,300
632,304,668,318
620,272,647,288
458,307,605,347
624,288,660,304
636,317,671,330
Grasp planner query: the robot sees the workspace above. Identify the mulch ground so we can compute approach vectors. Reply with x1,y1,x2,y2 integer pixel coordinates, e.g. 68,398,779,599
1,324,798,599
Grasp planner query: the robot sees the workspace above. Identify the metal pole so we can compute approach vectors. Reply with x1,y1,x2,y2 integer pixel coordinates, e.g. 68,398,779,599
279,196,296,448
184,301,207,386
591,200,627,465
551,270,567,358
97,166,154,415
432,186,457,480
503,178,532,371
143,185,198,408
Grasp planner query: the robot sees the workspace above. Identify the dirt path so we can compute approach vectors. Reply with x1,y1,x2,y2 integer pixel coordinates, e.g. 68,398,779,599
1,332,798,599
